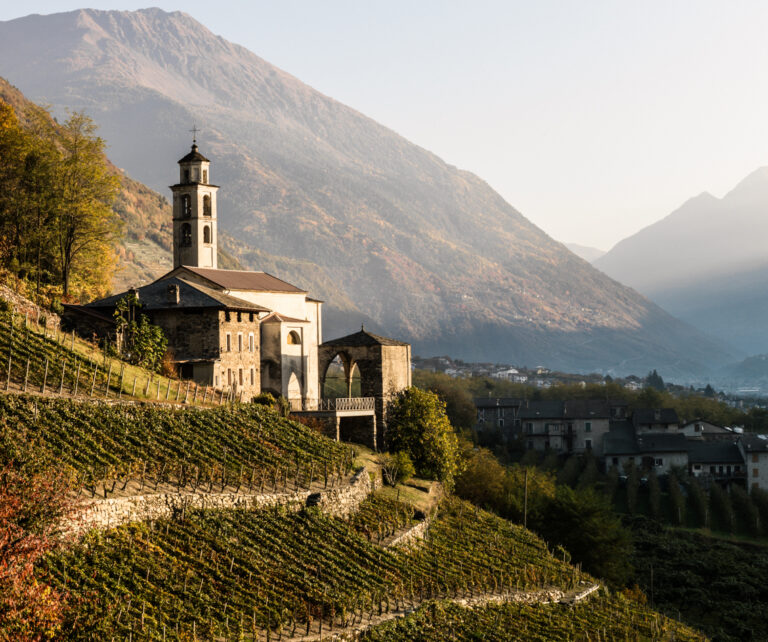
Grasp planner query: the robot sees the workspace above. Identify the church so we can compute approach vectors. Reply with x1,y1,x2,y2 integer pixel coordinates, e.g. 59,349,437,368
66,139,411,438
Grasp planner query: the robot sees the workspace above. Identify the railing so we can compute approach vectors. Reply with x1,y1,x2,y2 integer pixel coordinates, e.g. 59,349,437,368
290,397,376,412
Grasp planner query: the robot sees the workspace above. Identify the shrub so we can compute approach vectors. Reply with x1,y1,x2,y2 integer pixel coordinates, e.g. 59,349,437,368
380,451,415,486
385,387,462,490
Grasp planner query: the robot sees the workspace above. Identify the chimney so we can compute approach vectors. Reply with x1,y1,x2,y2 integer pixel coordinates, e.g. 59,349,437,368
167,283,180,304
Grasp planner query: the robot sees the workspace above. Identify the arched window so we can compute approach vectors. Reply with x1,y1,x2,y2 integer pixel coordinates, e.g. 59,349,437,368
182,194,192,218
203,194,211,216
287,330,301,345
203,225,211,244
183,169,190,183
181,223,192,247
203,169,208,184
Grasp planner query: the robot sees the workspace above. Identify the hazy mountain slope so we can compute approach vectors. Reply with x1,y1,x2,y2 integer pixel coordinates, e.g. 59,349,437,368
0,8,735,376
565,243,605,263
595,169,768,354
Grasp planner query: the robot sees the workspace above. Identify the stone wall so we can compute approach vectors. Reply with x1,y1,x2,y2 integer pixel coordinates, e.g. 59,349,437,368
63,463,380,535
311,465,381,519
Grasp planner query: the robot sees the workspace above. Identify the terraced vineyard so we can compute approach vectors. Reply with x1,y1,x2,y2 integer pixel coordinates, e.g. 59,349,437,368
0,308,216,403
0,395,352,494
351,494,420,543
40,498,588,639
362,594,707,641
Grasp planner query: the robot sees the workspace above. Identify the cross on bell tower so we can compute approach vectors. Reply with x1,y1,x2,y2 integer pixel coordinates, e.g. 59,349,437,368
169,133,220,269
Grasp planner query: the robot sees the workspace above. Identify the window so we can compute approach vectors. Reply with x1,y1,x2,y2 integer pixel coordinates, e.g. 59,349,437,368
237,312,242,322
718,466,724,474
184,169,190,182
287,330,301,345
754,454,760,463
249,313,254,322
203,225,211,244
238,368,243,386
526,422,533,434
654,458,663,466
695,423,702,432
227,368,232,385
735,465,741,472
250,368,255,385
755,468,760,478
203,194,211,216
693,464,701,471
181,223,192,247
238,333,243,352
498,418,504,428
203,169,208,183
585,439,592,450
225,333,231,352
585,422,592,433
249,333,254,352
182,194,192,218
710,466,716,474
225,311,231,322
214,374,218,386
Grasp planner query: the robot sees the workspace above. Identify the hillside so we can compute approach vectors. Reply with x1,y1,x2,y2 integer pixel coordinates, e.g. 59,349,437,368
0,8,735,377
595,168,768,355
0,393,703,639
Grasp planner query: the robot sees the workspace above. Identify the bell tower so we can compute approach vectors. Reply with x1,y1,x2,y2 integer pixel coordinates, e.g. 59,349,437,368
170,136,219,269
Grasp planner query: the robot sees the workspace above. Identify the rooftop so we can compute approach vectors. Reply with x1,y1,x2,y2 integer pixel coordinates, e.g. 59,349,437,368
178,143,210,164
164,266,306,293
322,327,410,348
87,277,269,313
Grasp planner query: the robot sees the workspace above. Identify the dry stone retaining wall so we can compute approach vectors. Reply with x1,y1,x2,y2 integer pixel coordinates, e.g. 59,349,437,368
63,464,379,535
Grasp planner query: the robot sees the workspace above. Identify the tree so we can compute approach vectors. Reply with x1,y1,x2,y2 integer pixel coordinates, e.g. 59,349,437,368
0,465,70,640
539,485,633,586
113,294,168,372
648,470,661,520
380,451,415,487
645,369,665,391
53,112,120,298
385,387,463,490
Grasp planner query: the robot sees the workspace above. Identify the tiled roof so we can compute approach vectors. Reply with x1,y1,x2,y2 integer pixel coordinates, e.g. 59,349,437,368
87,277,269,313
178,144,210,163
742,433,768,453
635,432,688,453
164,266,306,293
687,441,743,465
603,421,638,456
633,408,680,426
322,328,409,347
474,398,524,409
261,312,308,324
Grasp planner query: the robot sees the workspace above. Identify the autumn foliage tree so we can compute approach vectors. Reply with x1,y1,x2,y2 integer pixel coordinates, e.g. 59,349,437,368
0,100,120,303
0,466,71,641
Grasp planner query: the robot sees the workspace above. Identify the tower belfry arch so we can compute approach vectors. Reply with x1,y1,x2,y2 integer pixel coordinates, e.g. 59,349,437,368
170,137,219,269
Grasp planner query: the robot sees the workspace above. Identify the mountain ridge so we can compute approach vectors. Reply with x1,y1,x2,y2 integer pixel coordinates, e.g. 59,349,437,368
0,8,736,376
595,166,768,355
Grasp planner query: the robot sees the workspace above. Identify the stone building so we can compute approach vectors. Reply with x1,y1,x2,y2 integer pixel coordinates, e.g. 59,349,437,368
64,139,411,414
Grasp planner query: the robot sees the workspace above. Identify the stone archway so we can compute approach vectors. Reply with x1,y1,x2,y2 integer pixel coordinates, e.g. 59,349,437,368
318,328,411,447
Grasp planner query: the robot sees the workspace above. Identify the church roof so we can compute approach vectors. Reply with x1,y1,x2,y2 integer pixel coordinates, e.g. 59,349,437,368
178,144,210,164
87,277,269,313
166,266,306,293
261,312,308,324
322,328,409,348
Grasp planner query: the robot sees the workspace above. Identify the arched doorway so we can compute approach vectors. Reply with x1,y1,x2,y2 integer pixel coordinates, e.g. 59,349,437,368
287,371,303,406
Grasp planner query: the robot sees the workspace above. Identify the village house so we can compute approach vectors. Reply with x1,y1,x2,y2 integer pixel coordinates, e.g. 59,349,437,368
740,434,768,491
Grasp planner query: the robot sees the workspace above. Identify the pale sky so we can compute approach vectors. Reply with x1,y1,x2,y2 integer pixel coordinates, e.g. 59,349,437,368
2,1,768,250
